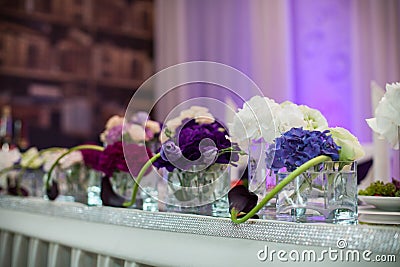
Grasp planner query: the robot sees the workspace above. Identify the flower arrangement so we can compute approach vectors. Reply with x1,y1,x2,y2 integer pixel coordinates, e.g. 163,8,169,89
116,106,242,213
0,147,70,196
100,112,161,147
154,106,239,172
45,112,161,207
266,127,340,172
228,95,364,223
366,82,400,149
229,96,328,147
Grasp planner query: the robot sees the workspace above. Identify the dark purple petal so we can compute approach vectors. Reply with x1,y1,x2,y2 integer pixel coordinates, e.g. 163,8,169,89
153,118,239,171
100,176,126,208
228,185,258,214
46,180,59,200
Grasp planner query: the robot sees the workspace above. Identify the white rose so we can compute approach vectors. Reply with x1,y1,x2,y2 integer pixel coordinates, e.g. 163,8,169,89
105,115,124,130
165,117,182,133
145,120,161,134
179,109,196,119
100,130,107,143
42,149,68,172
298,104,329,131
229,111,258,147
229,96,281,144
20,147,43,169
278,101,306,133
195,113,215,124
329,127,365,161
190,106,209,113
59,151,83,169
366,82,400,149
179,106,215,124
0,148,21,170
128,124,146,142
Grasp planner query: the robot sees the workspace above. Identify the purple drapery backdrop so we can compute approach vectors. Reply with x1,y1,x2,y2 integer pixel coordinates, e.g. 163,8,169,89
156,0,400,145
181,0,355,136
291,0,353,131
183,0,253,104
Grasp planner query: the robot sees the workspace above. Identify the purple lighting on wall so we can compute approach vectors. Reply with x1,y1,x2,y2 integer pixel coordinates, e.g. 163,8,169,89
291,0,353,130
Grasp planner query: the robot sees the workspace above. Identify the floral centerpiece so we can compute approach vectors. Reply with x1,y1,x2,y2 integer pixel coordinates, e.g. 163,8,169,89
0,147,68,197
151,106,241,215
101,112,161,149
118,106,241,215
366,82,400,150
45,112,161,208
228,95,364,224
366,81,400,183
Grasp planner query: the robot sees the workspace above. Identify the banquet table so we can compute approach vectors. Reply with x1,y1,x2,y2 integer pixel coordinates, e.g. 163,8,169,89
0,196,398,267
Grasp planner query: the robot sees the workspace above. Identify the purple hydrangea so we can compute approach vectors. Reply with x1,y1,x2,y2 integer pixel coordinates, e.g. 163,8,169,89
266,127,340,172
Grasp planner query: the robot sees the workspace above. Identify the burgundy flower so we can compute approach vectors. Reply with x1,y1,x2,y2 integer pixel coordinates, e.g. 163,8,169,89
81,146,103,171
99,141,129,177
124,143,153,177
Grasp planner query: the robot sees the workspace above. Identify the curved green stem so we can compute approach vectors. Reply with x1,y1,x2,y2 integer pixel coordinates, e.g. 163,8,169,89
230,155,331,224
123,153,161,207
20,147,64,178
45,145,104,191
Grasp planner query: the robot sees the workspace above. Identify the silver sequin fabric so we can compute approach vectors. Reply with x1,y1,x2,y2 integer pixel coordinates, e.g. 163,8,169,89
0,196,398,254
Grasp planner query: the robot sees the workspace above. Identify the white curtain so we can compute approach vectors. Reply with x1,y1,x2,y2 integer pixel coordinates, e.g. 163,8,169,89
350,0,400,181
154,0,400,144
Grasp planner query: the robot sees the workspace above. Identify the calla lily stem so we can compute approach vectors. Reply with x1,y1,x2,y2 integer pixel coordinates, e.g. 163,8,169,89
123,153,161,207
45,145,104,191
230,155,331,224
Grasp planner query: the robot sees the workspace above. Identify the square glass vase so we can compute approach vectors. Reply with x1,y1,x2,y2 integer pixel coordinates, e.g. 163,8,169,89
275,161,358,224
164,164,230,217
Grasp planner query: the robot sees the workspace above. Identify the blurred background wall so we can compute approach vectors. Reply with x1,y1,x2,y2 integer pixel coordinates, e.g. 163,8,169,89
0,0,399,149
0,0,154,149
155,0,400,144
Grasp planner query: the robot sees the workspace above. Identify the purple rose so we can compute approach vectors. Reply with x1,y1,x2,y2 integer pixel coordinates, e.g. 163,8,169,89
160,140,182,162
153,118,240,171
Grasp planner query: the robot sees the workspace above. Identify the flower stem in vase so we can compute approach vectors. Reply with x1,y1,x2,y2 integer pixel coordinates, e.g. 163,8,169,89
101,176,126,207
45,145,104,201
230,155,331,224
123,153,161,207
